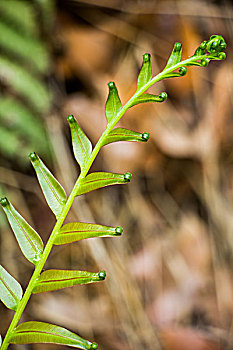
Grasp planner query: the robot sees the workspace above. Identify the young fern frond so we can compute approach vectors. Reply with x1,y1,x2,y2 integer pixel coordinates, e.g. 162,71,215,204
0,35,226,350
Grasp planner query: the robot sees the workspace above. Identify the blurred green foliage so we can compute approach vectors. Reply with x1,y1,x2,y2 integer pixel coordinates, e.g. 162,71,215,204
0,0,53,163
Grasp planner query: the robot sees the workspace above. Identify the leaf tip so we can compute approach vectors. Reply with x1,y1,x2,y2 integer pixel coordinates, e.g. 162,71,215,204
143,53,151,63
141,132,150,142
174,42,182,52
91,342,98,349
159,92,168,101
115,226,123,235
29,152,38,162
0,197,9,208
98,271,106,280
67,114,75,124
107,81,115,90
124,172,132,182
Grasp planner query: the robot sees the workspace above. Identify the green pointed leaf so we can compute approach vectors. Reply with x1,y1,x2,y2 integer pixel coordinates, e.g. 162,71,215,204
105,82,122,123
76,172,132,196
102,127,150,146
0,264,23,311
10,321,98,349
0,198,43,264
164,42,182,69
29,153,67,218
129,92,167,108
33,269,106,294
54,222,123,245
137,53,152,91
67,115,92,169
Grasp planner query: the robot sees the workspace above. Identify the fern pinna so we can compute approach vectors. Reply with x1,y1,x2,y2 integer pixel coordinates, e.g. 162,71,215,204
0,35,226,349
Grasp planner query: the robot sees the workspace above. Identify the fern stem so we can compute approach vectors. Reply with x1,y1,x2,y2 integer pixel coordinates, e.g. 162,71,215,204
1,52,212,350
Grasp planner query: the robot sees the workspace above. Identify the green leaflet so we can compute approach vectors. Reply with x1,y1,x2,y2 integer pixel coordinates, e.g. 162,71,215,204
10,321,98,349
164,42,182,69
54,222,123,245
129,93,167,107
105,82,122,123
32,269,106,294
29,153,67,218
102,127,150,146
76,172,132,196
0,265,23,311
137,53,152,91
0,198,43,265
67,115,92,169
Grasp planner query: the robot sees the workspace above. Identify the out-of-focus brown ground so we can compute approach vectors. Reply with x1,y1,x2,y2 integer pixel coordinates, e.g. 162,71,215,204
0,0,233,349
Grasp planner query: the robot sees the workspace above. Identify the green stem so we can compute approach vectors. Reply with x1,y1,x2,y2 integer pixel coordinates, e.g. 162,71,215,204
1,53,209,350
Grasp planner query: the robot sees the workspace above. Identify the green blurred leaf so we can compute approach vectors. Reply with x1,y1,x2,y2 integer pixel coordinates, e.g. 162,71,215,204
0,0,53,164
137,53,152,91
54,222,123,245
76,171,132,196
0,97,49,155
33,269,106,294
0,126,27,159
102,127,149,146
0,56,50,113
129,93,167,107
0,198,44,265
29,153,67,218
105,82,122,123
164,42,182,69
0,1,37,36
0,21,49,74
0,264,23,311
67,115,92,169
10,321,98,349
35,0,55,31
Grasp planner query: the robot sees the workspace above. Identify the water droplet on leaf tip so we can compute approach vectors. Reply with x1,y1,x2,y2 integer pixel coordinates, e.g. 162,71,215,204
174,42,182,51
67,115,75,123
159,92,167,100
0,197,9,207
98,271,106,279
124,172,132,182
115,226,123,235
142,132,150,141
143,53,150,62
108,82,115,89
29,152,38,162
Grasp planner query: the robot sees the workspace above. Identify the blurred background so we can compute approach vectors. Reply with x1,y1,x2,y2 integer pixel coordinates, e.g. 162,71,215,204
0,0,233,349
